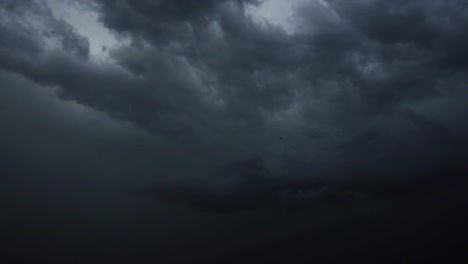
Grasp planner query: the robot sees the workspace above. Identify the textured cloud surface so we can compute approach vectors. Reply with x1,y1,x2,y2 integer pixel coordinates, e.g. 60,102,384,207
2,1,468,262
1,0,468,210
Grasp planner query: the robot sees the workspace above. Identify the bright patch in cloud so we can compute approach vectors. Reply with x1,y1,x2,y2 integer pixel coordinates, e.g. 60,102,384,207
46,0,126,61
246,0,300,34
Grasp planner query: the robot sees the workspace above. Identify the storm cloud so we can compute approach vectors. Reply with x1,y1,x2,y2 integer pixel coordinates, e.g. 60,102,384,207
1,0,468,211
1,1,468,261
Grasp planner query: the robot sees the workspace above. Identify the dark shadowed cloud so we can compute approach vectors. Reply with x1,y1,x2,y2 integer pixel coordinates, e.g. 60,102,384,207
3,1,468,263
1,0,468,213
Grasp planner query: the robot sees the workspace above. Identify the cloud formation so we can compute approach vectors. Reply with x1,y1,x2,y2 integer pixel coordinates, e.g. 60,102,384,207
1,0,468,212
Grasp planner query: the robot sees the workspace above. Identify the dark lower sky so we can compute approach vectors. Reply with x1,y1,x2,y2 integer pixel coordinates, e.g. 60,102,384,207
1,0,468,263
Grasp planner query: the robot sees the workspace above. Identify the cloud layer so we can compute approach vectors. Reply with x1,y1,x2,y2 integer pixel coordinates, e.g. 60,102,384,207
1,0,468,212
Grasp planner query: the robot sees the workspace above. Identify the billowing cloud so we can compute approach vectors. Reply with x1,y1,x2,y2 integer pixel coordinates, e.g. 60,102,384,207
1,0,468,213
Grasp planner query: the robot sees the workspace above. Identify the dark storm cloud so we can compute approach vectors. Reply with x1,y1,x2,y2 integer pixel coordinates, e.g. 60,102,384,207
138,157,358,213
1,0,468,212
0,69,212,199
328,0,468,69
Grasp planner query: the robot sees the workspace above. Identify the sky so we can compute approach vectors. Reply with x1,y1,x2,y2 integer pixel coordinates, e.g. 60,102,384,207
1,0,468,263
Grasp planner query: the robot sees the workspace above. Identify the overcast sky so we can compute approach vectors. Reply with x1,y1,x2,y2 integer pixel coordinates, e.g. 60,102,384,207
1,0,468,263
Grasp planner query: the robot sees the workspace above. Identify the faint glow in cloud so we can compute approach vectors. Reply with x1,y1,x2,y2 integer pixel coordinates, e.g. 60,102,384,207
246,0,337,34
46,0,127,62
318,0,331,8
246,0,299,34
246,0,304,34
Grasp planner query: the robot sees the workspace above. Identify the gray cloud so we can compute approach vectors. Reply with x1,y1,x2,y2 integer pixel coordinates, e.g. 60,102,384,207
1,0,468,213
